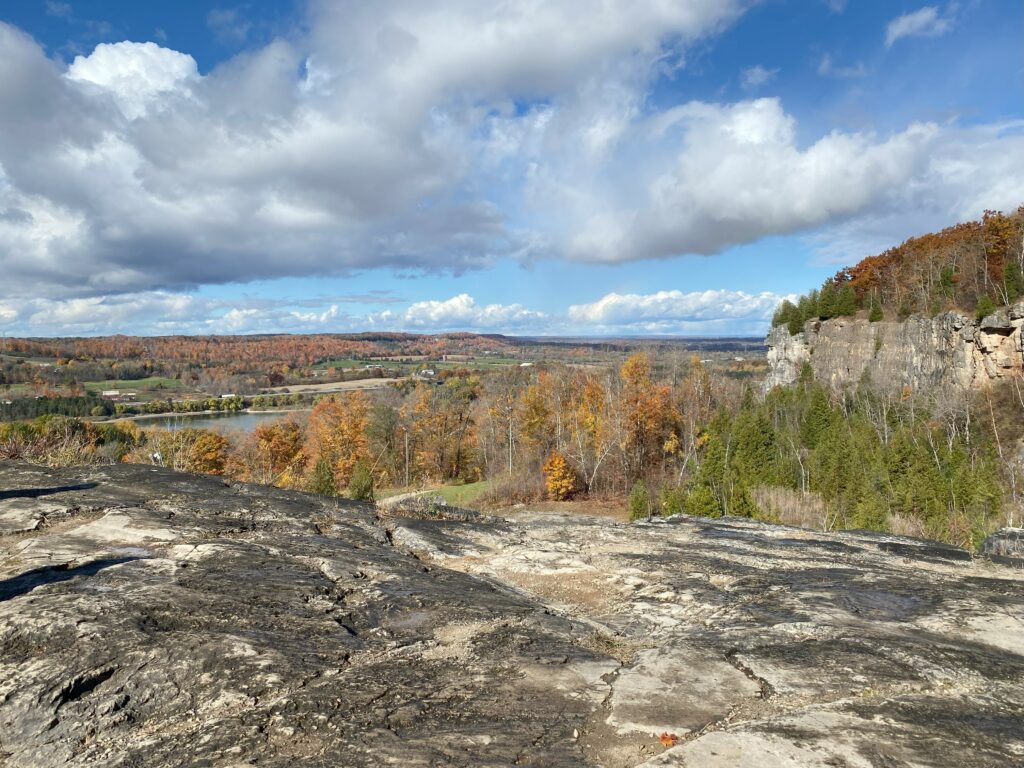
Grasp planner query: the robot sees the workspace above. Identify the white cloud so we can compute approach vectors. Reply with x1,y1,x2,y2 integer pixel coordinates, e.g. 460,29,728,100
66,41,199,119
825,0,847,12
0,289,794,336
740,65,778,90
0,3,751,300
817,54,866,78
558,98,941,263
45,2,72,19
885,6,953,48
374,294,546,331
207,7,252,45
569,290,791,333
809,119,1024,264
0,1,1018,313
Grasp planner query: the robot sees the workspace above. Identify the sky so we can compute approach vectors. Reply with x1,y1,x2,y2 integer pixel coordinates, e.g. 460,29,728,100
0,0,1021,338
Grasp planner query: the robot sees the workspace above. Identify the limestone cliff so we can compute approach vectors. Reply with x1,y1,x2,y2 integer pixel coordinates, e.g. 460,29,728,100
765,301,1024,392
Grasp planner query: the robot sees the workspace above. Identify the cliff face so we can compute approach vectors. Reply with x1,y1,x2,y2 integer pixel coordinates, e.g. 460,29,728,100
765,302,1024,392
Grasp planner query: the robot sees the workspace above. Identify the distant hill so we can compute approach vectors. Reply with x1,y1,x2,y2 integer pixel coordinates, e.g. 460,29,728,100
773,207,1024,335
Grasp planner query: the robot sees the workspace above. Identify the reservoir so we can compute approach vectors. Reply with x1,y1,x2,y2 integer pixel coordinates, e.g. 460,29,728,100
134,409,310,434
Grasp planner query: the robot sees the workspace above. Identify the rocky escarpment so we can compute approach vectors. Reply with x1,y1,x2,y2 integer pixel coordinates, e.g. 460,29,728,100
1,461,1024,767
765,301,1024,392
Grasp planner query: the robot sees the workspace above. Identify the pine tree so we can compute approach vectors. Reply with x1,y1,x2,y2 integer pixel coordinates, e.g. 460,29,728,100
307,456,338,496
800,386,833,449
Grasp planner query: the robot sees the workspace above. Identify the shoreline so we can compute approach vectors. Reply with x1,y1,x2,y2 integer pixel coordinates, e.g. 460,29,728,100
91,407,312,425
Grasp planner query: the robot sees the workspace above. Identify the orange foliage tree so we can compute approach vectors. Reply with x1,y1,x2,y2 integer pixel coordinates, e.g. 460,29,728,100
304,392,370,488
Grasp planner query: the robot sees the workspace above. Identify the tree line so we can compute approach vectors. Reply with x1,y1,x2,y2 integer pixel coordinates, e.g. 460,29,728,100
773,207,1024,334
2,354,1017,549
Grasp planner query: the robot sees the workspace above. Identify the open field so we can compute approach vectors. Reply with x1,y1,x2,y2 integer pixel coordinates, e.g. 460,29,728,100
261,378,401,395
83,377,184,392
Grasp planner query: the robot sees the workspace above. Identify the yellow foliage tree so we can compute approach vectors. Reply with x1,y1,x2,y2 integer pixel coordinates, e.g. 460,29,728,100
543,451,578,501
225,419,305,487
305,392,370,487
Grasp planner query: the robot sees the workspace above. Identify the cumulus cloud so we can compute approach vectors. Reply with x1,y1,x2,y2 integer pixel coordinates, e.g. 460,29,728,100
885,6,953,47
0,3,749,301
809,119,1024,263
558,98,942,262
0,289,793,337
369,294,546,331
66,41,199,118
740,65,778,90
569,290,791,333
0,1,1019,309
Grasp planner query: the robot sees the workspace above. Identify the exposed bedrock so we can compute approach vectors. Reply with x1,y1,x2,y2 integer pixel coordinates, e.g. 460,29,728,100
765,301,1024,392
1,461,1023,766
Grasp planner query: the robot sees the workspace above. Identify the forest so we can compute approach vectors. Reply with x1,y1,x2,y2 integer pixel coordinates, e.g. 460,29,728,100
773,208,1024,335
1,353,1016,550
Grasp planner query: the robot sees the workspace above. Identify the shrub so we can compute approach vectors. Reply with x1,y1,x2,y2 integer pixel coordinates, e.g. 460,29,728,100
975,295,998,322
684,485,722,518
477,471,546,507
347,460,374,501
628,481,651,521
659,484,687,517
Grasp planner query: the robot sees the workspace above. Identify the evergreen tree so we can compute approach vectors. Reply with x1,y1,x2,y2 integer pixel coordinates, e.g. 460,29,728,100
800,386,833,449
728,482,759,518
835,285,858,316
347,460,375,501
868,295,884,322
684,485,722,518
732,409,778,486
307,456,338,496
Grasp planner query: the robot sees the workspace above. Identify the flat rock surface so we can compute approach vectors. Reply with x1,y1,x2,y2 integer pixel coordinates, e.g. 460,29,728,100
1,462,1023,767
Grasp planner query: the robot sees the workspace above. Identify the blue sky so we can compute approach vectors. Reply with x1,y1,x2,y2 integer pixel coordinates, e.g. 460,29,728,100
0,0,1021,336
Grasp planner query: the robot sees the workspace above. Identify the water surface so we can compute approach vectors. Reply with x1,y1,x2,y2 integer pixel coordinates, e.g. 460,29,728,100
135,410,309,434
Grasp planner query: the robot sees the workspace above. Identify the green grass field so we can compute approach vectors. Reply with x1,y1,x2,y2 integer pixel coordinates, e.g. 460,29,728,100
432,480,490,508
83,377,184,392
377,480,491,509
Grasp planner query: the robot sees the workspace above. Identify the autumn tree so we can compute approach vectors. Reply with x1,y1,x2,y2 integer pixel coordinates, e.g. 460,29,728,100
543,451,578,500
304,392,370,488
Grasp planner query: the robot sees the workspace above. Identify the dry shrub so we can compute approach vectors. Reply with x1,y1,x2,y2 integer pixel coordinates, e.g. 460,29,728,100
0,421,99,467
477,471,546,508
752,486,829,530
887,512,930,540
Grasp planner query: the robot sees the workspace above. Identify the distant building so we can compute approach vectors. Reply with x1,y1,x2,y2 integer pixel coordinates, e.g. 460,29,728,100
221,393,237,399
519,362,534,368
101,390,137,402
419,369,436,377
